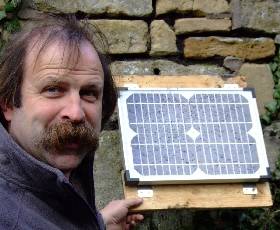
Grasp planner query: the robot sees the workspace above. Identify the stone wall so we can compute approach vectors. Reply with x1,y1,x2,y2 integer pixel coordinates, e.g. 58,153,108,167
16,0,280,229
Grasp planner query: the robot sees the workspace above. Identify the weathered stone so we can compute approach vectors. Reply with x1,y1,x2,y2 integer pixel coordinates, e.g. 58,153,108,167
184,37,275,60
263,122,280,172
111,60,228,76
193,0,230,16
230,0,241,30
17,7,45,20
238,64,274,115
174,18,231,34
0,0,5,11
232,0,280,33
156,0,193,15
94,131,123,209
27,0,153,16
150,20,177,56
90,20,148,54
223,56,244,72
275,34,280,45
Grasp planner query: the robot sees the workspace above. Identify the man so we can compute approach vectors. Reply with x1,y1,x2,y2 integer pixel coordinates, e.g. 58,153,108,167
0,15,143,229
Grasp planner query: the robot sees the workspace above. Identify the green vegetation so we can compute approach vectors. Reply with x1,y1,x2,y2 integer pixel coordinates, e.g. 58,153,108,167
261,45,280,125
0,0,21,46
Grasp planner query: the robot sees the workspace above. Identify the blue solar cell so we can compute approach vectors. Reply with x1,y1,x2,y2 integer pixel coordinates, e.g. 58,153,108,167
215,94,222,103
160,94,168,103
229,104,238,122
173,94,180,103
182,104,191,123
228,94,235,103
221,94,228,103
234,94,241,103
198,104,206,122
180,94,188,103
240,95,248,103
154,94,160,103
190,104,199,122
196,94,203,103
156,165,164,175
167,94,174,103
202,94,209,103
147,94,154,103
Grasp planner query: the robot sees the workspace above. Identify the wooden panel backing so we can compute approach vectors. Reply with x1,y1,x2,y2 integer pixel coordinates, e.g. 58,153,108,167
116,75,272,210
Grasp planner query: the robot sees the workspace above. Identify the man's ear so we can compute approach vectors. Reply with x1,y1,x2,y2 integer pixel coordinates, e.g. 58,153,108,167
0,103,14,122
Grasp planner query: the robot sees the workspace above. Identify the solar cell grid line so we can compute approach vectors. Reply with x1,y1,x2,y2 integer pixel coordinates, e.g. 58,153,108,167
139,94,150,175
215,95,226,175
224,94,236,175
152,93,164,176
173,93,185,175
166,93,178,175
174,93,185,175
194,94,208,173
200,95,210,174
239,100,254,173
131,93,143,175
211,93,222,175
159,94,172,175
145,94,157,176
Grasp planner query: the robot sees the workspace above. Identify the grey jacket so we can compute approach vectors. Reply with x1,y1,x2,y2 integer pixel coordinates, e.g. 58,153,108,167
0,124,105,230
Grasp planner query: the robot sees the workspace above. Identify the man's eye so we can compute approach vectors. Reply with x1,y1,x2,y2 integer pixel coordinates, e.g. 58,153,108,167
43,86,64,97
80,89,98,102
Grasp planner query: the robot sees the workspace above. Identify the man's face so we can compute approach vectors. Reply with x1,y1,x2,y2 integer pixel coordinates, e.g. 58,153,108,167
3,39,104,176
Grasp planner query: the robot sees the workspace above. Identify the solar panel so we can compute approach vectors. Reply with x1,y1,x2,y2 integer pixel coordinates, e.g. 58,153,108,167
118,88,270,185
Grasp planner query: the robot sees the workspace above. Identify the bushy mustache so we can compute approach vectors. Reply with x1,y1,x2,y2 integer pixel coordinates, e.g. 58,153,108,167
40,121,99,153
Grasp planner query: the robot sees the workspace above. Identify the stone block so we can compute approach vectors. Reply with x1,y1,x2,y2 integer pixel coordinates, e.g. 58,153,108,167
150,20,177,56
184,37,275,60
232,0,280,33
94,131,123,209
111,60,228,76
175,18,231,34
156,0,193,15
223,56,244,72
27,0,153,16
193,0,230,16
90,20,148,54
263,122,280,171
238,64,274,115
0,0,5,11
275,34,280,45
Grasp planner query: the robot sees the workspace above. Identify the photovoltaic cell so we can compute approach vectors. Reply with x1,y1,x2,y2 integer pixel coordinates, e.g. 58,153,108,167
118,88,270,185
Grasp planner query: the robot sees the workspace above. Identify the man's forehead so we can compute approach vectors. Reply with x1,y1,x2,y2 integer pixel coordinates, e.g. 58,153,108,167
26,40,78,67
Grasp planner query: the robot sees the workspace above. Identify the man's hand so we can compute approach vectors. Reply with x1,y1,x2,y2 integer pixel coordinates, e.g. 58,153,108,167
100,198,144,230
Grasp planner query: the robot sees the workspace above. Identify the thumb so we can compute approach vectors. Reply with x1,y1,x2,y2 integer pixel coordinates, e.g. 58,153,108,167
123,198,143,209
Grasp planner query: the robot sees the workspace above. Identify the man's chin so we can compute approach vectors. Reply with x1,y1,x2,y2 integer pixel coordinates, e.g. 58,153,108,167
46,152,86,173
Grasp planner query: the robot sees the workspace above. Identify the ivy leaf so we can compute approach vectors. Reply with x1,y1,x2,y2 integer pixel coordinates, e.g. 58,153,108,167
265,100,278,113
260,113,272,125
0,10,6,21
5,2,16,13
273,89,280,99
276,70,280,79
270,62,278,72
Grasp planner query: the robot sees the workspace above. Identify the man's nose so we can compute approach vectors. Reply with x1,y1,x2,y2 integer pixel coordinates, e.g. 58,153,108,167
61,94,85,123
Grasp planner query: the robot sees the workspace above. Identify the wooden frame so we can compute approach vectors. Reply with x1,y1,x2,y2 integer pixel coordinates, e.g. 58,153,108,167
115,75,272,210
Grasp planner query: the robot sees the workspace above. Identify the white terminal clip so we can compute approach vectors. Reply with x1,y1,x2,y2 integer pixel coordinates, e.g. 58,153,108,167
223,84,240,89
243,184,258,195
137,187,153,198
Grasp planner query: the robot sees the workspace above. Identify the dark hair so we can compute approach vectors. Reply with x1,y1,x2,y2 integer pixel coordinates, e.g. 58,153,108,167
0,15,117,130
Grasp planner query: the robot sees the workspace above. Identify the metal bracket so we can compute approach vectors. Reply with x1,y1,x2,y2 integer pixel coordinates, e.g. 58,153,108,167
243,184,258,195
